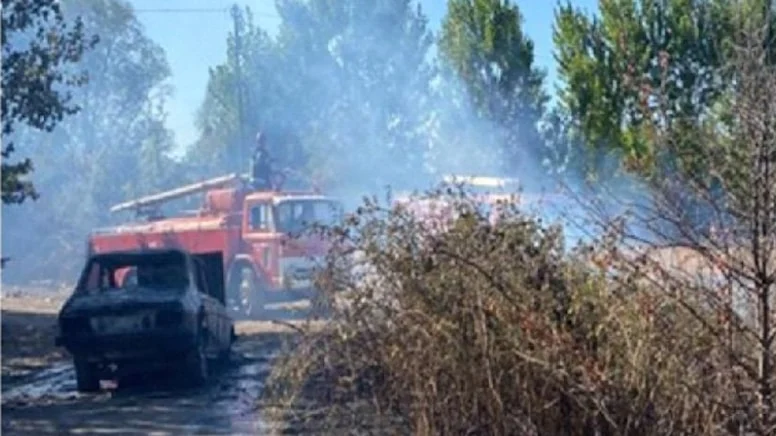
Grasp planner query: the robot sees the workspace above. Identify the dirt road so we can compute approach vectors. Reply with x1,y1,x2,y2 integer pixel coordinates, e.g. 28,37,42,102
1,290,320,435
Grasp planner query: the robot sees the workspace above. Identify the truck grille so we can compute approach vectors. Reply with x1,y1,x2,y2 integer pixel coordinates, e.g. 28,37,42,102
290,267,314,280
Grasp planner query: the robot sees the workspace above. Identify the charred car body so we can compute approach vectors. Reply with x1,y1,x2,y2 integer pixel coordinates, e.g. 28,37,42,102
55,249,235,392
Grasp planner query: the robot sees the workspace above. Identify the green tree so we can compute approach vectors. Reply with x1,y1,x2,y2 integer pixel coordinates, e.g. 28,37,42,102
2,0,175,282
192,1,436,192
282,0,436,189
439,0,548,172
54,0,174,203
189,7,281,176
552,0,736,177
1,0,97,204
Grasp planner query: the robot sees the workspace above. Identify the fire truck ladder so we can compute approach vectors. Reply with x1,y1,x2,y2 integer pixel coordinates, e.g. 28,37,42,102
110,173,245,215
441,174,520,189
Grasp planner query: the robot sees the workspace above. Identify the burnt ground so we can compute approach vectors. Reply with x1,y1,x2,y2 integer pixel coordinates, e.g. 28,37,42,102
1,291,325,435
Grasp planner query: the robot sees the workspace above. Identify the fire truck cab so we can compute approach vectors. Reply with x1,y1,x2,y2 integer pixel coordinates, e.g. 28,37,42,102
234,190,342,309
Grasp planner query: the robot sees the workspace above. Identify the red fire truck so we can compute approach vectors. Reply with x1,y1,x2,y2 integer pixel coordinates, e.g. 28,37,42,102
392,175,522,228
86,173,343,317
390,174,567,241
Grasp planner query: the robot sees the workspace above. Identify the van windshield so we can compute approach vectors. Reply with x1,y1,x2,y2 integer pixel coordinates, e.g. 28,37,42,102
77,252,189,293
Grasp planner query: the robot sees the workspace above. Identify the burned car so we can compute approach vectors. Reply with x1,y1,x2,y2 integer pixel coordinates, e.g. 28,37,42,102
55,249,235,392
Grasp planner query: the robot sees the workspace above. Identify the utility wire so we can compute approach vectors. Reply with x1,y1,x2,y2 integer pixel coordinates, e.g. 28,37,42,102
133,7,280,19
134,8,227,13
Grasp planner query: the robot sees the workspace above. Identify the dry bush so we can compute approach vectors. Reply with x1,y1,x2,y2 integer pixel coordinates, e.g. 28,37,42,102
263,186,734,435
567,15,776,436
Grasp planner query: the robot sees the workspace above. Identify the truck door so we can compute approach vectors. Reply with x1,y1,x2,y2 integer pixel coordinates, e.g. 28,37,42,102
242,201,276,282
247,203,271,233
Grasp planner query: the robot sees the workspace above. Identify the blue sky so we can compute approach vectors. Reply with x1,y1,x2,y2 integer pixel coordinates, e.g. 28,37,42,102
128,0,599,151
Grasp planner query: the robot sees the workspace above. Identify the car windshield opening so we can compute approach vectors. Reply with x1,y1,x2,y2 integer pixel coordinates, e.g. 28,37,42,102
274,200,342,234
78,252,189,293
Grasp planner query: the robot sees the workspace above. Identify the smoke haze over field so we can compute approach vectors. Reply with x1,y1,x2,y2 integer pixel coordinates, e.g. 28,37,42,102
2,0,597,285
125,0,580,149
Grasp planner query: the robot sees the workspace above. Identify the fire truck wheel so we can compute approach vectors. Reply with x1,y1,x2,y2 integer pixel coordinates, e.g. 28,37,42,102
227,264,266,318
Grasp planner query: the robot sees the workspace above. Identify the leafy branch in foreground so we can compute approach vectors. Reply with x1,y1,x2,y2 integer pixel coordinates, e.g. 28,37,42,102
1,0,97,204
577,14,776,436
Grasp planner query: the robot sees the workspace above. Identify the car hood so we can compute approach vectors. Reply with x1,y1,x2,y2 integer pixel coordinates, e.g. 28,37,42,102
60,287,185,317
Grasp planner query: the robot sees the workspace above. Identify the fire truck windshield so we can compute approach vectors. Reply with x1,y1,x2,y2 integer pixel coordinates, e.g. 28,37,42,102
274,199,342,234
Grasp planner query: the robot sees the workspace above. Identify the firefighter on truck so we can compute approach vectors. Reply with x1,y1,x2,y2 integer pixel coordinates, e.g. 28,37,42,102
250,130,275,190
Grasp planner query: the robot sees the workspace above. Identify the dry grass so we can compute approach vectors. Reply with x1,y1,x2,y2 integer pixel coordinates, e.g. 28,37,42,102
1,293,66,315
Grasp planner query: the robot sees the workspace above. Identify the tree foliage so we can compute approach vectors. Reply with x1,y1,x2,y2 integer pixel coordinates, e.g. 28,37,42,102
58,0,174,201
189,7,280,175
2,0,174,281
191,1,436,192
586,14,776,433
553,0,735,177
439,0,548,172
1,0,97,204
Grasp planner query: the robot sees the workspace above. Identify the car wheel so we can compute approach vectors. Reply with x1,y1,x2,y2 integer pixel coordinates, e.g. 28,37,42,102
74,358,100,393
185,332,209,387
219,326,236,363
218,347,231,364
